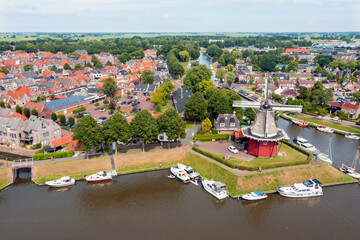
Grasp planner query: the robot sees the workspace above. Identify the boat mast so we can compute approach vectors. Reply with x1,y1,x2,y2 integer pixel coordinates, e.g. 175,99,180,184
354,149,359,171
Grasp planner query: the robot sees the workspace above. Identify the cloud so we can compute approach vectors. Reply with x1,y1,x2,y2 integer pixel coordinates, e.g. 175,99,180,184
161,14,173,19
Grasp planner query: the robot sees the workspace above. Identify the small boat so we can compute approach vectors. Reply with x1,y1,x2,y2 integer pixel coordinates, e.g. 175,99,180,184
242,191,267,201
168,175,175,179
85,171,113,182
317,125,334,133
339,150,360,179
177,163,200,180
278,179,323,198
292,120,310,128
170,166,190,183
45,176,75,188
202,179,228,200
345,133,360,140
293,136,319,154
317,153,332,164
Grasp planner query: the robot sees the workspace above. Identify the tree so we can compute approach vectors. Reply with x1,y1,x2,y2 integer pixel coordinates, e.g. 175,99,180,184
86,62,93,68
127,90,131,95
7,104,11,109
105,61,113,66
102,77,117,109
63,63,72,70
23,64,33,72
156,108,186,148
58,114,66,123
95,61,103,69
202,118,212,132
216,69,226,82
0,101,5,108
245,108,256,122
103,99,109,104
0,66,9,74
249,76,254,85
130,110,159,151
74,63,83,70
50,65,57,71
140,70,155,84
198,79,214,94
207,90,231,119
118,53,131,63
15,105,22,114
259,52,276,72
51,112,58,121
185,92,207,121
183,65,212,92
94,102,100,107
287,60,299,72
314,55,334,68
298,86,311,102
103,113,130,147
69,116,75,126
270,93,284,103
179,51,190,62
206,45,223,59
226,71,235,86
73,116,103,156
151,80,174,106
24,107,30,118
226,64,234,72
338,111,348,121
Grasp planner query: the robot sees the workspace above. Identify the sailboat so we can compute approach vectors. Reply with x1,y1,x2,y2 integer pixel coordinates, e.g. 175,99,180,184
317,138,333,165
338,149,360,179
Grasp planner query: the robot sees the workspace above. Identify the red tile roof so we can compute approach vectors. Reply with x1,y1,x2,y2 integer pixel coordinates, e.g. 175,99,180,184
51,135,73,148
5,113,27,120
66,139,84,151
331,102,359,110
235,130,245,138
284,48,310,54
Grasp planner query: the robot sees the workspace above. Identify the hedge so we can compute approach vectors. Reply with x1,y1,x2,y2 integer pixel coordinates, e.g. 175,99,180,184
193,133,232,142
73,106,86,114
33,150,75,161
280,140,312,161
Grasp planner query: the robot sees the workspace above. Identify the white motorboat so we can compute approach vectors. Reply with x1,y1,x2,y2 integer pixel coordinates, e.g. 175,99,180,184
317,125,334,133
202,179,228,200
177,163,200,180
242,191,267,201
170,166,190,183
293,136,320,154
277,179,323,198
85,171,113,182
317,153,332,164
45,176,75,188
345,133,360,140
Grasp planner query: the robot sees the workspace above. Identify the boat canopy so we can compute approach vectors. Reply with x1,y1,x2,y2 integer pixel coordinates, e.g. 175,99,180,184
254,191,265,196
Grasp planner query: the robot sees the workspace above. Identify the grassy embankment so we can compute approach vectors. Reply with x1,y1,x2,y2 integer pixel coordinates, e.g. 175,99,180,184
0,168,12,189
193,143,309,171
31,147,355,196
281,112,360,134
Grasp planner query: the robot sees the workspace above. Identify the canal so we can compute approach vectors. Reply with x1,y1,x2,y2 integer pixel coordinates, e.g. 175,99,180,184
1,170,360,240
199,51,216,81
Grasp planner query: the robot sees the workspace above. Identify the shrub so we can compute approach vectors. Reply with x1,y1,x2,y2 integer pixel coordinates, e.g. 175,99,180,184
94,102,100,107
31,142,42,150
193,133,232,142
32,150,75,161
103,99,109,104
72,106,86,114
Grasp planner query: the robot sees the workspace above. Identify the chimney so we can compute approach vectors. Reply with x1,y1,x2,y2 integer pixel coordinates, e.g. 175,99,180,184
181,87,183,99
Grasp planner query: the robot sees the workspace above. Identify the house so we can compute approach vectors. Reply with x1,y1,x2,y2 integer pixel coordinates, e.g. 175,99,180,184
281,91,297,102
296,80,316,89
65,139,84,152
144,49,157,58
283,48,310,55
330,102,360,119
313,73,327,81
24,101,51,119
172,86,193,117
0,116,27,146
288,73,311,81
50,135,73,150
341,81,355,92
133,84,157,97
43,95,89,115
7,86,38,106
276,80,296,90
213,114,240,134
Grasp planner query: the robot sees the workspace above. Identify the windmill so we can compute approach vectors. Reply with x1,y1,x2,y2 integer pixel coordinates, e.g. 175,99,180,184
232,78,302,157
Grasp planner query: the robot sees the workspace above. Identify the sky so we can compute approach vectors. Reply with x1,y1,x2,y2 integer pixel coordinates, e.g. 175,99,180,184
0,0,359,32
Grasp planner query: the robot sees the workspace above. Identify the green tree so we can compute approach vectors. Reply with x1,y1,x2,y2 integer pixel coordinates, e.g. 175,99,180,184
94,102,100,107
198,79,214,94
74,63,83,70
249,76,254,85
140,70,155,84
151,80,174,106
15,105,22,114
102,77,117,109
245,108,256,121
103,113,130,146
259,52,276,72
0,66,9,74
206,45,223,59
338,111,348,121
287,60,299,72
7,104,11,109
63,63,72,70
50,65,57,71
58,114,66,123
103,99,109,105
118,53,131,63
0,101,4,108
185,92,207,121
86,62,94,68
183,65,212,92
105,61,113,66
95,61,103,69
51,112,58,121
130,110,159,151
156,108,186,148
216,69,226,82
73,116,103,156
202,118,212,132
226,64,234,72
226,71,235,86
298,86,311,102
24,107,30,118
69,116,75,126
207,90,231,119
23,64,33,72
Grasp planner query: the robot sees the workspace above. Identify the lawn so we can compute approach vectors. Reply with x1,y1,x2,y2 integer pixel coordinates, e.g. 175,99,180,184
0,168,12,190
287,113,360,134
194,144,309,171
179,62,188,72
185,120,200,130
153,103,171,114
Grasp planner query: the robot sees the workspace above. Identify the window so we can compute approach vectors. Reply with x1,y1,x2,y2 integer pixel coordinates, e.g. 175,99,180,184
220,123,225,127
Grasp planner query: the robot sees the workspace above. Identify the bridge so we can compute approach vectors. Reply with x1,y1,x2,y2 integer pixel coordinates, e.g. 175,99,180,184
11,158,34,182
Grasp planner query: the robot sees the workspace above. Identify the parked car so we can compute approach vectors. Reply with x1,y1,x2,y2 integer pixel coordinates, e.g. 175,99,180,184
146,98,150,101
99,109,106,112
84,112,91,116
228,146,239,154
99,116,107,120
76,114,84,118
356,122,360,126
331,117,339,121
123,113,129,117
109,111,114,115
127,96,133,99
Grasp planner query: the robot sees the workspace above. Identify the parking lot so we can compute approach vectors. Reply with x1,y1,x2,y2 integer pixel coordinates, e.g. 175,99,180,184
196,141,254,161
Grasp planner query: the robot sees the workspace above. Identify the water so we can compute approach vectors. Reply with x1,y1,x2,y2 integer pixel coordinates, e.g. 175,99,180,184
199,51,216,81
1,170,360,240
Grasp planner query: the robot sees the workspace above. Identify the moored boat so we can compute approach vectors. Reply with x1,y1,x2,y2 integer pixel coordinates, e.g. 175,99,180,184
202,179,228,200
317,153,332,165
338,149,360,179
277,179,323,198
292,120,310,128
345,133,360,140
177,163,200,180
170,166,190,183
316,125,334,133
242,191,267,201
293,136,320,154
45,176,75,188
85,171,113,182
